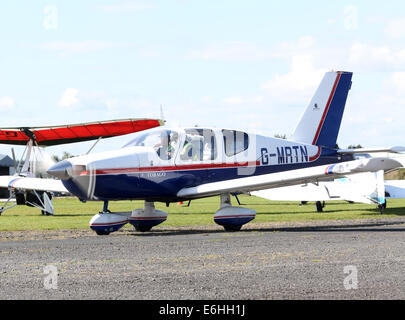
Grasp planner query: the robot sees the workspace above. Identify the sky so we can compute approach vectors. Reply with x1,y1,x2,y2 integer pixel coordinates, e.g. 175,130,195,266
1,0,405,159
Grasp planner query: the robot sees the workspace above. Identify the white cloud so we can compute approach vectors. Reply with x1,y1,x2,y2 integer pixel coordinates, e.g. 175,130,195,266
222,95,264,105
261,55,327,103
189,36,317,62
348,42,405,71
390,72,405,92
189,41,273,61
338,71,405,147
58,88,79,108
385,19,405,39
327,18,337,26
104,97,153,111
97,2,155,12
343,5,359,30
38,41,133,56
0,96,15,109
43,5,58,30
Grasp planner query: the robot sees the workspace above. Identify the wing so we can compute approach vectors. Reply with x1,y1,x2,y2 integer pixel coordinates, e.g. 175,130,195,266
0,118,163,146
252,171,386,205
177,157,402,199
0,176,68,193
252,184,333,202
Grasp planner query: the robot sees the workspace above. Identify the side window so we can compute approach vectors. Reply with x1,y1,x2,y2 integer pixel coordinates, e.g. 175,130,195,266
122,129,179,161
222,130,249,157
180,129,217,161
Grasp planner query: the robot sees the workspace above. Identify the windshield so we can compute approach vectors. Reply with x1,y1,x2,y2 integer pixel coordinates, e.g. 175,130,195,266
123,129,180,160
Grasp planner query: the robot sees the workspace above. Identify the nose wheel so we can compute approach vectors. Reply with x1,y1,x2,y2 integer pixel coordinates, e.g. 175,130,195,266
89,201,130,235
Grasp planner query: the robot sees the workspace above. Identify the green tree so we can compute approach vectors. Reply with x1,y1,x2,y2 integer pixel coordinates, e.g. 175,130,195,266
274,134,287,139
52,151,75,162
347,144,363,149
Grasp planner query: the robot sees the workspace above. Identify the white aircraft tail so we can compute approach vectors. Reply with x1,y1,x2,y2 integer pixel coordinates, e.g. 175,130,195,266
342,170,385,205
291,71,352,148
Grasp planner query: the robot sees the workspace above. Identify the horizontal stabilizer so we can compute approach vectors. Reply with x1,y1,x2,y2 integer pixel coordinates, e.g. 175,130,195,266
338,146,405,154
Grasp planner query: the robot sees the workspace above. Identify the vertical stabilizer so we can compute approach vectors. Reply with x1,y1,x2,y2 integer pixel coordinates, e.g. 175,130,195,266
291,71,352,148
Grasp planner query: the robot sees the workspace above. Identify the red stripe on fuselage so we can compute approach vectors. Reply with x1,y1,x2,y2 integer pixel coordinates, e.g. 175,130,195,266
80,161,261,176
214,215,256,218
312,72,341,145
129,217,167,220
309,146,321,162
90,221,127,226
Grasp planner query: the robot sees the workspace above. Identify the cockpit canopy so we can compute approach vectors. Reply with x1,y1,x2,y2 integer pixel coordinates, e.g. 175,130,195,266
123,127,249,162
123,128,179,160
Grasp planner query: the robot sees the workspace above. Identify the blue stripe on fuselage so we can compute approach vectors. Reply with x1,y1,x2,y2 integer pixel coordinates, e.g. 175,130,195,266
62,149,353,202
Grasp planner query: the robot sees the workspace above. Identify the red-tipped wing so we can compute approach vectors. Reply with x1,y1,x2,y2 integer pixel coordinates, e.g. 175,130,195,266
0,118,163,146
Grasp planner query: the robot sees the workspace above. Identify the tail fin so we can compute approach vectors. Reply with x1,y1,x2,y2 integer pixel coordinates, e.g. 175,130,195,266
291,71,352,148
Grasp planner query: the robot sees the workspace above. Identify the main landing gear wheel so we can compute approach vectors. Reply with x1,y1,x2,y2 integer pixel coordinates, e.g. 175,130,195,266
378,200,387,215
95,230,110,235
129,201,168,232
223,224,242,232
134,225,153,232
315,201,325,213
42,210,52,216
214,194,256,232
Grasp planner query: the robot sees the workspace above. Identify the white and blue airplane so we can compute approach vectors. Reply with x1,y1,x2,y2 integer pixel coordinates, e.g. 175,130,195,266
1,71,402,234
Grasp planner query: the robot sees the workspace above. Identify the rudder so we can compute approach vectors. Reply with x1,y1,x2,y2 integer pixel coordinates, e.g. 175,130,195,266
291,71,353,148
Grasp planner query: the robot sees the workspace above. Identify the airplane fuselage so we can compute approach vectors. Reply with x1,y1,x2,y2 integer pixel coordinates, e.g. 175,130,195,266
53,127,354,202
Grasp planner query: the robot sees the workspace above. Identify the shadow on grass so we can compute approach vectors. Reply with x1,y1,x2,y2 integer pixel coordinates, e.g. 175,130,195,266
47,213,96,217
252,205,405,216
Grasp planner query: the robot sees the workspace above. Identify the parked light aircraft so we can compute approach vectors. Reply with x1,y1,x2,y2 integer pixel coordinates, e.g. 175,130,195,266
0,118,163,215
252,152,405,213
252,170,386,212
1,71,402,234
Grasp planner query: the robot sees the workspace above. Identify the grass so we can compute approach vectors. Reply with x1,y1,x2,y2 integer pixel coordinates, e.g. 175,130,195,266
1,195,405,231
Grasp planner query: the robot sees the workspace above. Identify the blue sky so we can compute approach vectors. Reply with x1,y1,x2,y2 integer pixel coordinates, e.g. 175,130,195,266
1,1,405,158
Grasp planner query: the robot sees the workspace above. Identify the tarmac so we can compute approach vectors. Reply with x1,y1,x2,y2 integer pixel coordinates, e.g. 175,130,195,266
1,217,405,300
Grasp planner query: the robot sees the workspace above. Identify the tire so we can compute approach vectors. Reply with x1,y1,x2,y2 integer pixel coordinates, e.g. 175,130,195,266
223,224,242,232
96,230,110,235
134,225,152,232
315,201,323,213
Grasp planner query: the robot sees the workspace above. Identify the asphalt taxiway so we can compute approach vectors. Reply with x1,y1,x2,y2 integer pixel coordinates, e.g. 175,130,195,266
1,218,405,299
